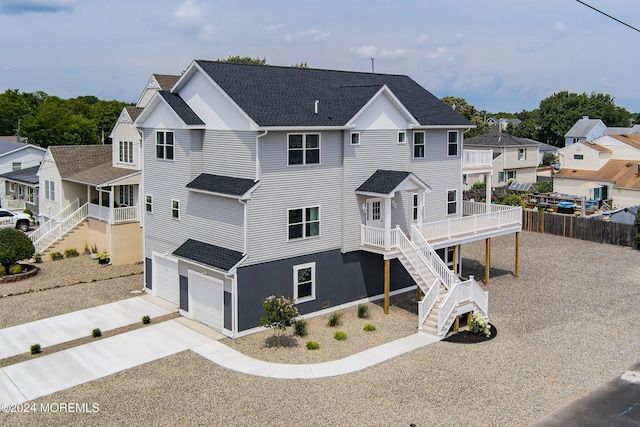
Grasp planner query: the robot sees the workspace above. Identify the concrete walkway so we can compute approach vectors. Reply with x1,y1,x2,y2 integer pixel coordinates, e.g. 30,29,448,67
0,297,441,404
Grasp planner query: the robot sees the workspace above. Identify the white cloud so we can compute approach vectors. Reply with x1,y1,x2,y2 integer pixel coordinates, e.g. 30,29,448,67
266,23,282,33
415,33,430,45
0,0,77,14
285,28,330,43
350,45,407,59
172,0,219,43
429,47,447,59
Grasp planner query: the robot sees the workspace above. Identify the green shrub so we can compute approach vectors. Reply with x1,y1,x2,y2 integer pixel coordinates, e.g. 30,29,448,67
0,265,5,277
50,252,63,260
357,304,370,319
293,318,308,337
92,328,102,338
306,341,320,350
500,194,524,207
333,331,347,340
0,228,35,267
363,323,376,332
327,311,343,327
8,264,21,275
64,248,79,257
469,313,491,338
142,315,151,324
23,208,34,217
30,344,41,354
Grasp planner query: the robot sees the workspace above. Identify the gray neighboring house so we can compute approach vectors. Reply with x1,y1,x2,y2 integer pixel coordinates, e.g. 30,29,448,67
135,61,522,338
0,139,46,203
0,166,40,213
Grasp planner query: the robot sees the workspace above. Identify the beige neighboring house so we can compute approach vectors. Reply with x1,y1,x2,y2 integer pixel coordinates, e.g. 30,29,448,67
554,134,640,208
463,132,540,189
32,73,179,265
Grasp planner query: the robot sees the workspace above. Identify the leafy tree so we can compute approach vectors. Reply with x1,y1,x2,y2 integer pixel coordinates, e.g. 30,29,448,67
260,295,299,347
0,89,44,136
0,228,35,270
219,55,268,65
536,180,553,193
441,96,491,137
536,91,631,146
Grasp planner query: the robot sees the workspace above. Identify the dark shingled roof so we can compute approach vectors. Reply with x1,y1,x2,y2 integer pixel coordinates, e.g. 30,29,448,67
186,173,258,197
158,91,205,126
194,60,472,128
172,239,244,271
125,106,144,122
356,170,412,195
49,145,112,178
153,74,180,90
464,132,540,147
0,165,40,185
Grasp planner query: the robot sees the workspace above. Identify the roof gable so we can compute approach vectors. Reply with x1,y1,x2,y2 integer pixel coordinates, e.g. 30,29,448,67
356,169,431,196
47,145,112,178
135,91,205,129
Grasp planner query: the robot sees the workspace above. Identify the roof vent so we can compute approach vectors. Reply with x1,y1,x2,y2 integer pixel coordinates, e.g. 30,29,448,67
583,115,589,120
314,100,319,115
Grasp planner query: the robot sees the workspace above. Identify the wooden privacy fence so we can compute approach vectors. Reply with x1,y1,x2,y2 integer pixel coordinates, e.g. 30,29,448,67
522,209,637,248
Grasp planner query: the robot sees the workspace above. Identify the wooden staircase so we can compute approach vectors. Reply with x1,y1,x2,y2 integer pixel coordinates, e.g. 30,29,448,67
40,220,89,257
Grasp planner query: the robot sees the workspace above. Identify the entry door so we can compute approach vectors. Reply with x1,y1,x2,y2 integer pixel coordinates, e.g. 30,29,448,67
366,198,383,228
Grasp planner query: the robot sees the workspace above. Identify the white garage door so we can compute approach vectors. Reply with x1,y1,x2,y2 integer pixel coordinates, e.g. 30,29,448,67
152,253,179,305
188,270,223,331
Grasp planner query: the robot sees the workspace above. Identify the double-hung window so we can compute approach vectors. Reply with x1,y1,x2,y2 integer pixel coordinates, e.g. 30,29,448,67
518,148,526,160
413,132,425,158
412,193,419,221
288,134,320,165
293,262,316,303
156,131,174,160
12,162,21,171
447,189,457,215
145,195,153,213
448,131,459,156
119,141,134,164
44,180,56,201
288,207,320,240
171,199,180,220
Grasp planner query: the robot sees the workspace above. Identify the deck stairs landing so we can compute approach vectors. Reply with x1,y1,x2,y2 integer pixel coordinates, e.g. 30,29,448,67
394,225,489,337
30,201,89,254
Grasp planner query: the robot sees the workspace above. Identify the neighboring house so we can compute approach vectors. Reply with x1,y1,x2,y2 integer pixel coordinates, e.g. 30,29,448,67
0,139,46,204
536,141,558,165
32,73,179,265
135,61,522,339
603,125,640,136
0,166,40,213
554,134,640,208
487,117,521,132
463,132,540,188
592,205,639,225
564,116,607,147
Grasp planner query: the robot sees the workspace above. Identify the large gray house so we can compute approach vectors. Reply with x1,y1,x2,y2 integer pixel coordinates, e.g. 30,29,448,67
135,61,522,338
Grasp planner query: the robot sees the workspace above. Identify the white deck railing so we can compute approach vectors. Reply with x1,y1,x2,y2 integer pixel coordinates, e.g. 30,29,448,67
463,149,493,168
32,203,88,254
30,199,80,245
88,203,139,224
436,276,488,335
1,198,26,211
410,224,458,290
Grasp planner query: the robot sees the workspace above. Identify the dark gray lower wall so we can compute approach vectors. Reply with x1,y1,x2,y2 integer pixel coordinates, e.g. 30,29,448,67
224,292,232,330
145,257,152,289
236,250,414,332
179,275,188,311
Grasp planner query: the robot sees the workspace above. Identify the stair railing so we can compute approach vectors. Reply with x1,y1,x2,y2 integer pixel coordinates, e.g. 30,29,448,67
30,199,80,244
32,203,88,253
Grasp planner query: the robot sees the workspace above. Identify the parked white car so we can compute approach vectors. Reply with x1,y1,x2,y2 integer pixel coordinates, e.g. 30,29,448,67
0,209,33,232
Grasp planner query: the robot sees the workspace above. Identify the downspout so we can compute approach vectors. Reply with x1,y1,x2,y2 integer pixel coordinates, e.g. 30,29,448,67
139,129,146,292
255,130,268,182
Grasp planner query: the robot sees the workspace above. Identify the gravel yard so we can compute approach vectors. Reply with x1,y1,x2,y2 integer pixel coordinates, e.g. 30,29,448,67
2,231,640,426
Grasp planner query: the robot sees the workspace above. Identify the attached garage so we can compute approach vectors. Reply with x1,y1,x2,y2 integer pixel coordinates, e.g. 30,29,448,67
188,270,223,331
152,253,179,305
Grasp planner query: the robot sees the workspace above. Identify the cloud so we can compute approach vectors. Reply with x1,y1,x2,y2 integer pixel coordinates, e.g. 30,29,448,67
415,33,430,46
517,21,568,53
350,45,407,59
172,0,219,43
429,47,447,59
0,0,77,14
266,23,282,33
285,28,330,44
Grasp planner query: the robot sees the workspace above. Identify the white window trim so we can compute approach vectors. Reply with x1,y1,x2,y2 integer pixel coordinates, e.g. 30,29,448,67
156,130,175,161
287,206,320,241
44,179,56,202
287,133,321,166
171,199,180,220
412,193,419,222
413,131,425,158
446,189,457,216
145,194,153,214
397,131,406,144
518,148,526,161
447,131,459,157
350,132,360,145
118,140,134,164
293,262,316,303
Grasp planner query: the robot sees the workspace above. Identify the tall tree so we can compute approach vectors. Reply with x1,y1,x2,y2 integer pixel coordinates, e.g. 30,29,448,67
441,96,491,137
536,91,631,146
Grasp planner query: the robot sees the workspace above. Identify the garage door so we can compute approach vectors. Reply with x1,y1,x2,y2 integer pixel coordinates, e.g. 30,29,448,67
188,270,223,331
152,253,179,305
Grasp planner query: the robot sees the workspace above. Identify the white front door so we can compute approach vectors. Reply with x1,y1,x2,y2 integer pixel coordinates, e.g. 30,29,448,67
366,198,383,229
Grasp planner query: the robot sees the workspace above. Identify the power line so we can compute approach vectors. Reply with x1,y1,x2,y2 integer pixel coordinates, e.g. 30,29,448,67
576,0,640,34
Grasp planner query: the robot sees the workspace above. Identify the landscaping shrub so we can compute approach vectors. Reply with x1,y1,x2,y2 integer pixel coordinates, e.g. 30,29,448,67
333,331,347,340
92,328,102,338
293,318,308,337
64,248,79,257
306,341,320,350
363,323,376,332
500,194,524,207
8,264,21,275
50,252,63,260
23,208,34,218
30,344,41,354
0,228,35,271
260,295,299,347
327,311,343,327
469,313,491,338
142,315,151,324
0,265,5,277
357,304,370,319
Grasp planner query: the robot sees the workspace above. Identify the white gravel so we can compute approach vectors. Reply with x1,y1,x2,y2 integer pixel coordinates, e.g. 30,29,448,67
1,231,639,426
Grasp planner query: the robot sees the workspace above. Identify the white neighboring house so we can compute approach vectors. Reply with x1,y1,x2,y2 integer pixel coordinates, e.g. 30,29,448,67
0,138,46,208
554,134,640,208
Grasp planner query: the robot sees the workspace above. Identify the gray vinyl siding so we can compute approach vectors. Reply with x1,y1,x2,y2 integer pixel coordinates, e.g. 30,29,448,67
202,130,256,178
244,130,343,266
342,129,462,253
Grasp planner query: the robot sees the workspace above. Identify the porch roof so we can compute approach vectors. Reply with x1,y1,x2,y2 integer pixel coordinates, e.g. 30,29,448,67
65,163,141,186
186,173,259,199
355,169,430,197
172,238,244,272
0,165,39,185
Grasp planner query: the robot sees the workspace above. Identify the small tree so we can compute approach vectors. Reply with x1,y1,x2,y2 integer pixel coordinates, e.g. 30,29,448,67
260,295,299,347
0,228,35,271
634,208,640,249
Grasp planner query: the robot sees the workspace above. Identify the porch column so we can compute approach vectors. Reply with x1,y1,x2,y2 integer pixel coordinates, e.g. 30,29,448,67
417,189,424,227
452,245,459,275
485,238,491,285
515,232,520,277
384,259,390,315
485,173,493,208
383,197,392,251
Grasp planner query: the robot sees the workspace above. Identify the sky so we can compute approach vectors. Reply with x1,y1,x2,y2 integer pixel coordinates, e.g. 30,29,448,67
1,0,639,114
